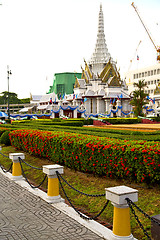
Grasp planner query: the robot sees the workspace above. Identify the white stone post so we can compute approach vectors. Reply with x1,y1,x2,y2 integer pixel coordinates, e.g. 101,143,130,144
105,185,138,240
104,99,110,114
43,164,64,203
96,97,100,113
109,104,113,117
73,108,77,118
9,153,25,180
116,100,121,117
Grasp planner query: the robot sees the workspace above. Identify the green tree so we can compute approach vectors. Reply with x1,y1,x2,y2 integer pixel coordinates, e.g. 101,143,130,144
20,98,30,103
130,80,148,117
0,91,22,104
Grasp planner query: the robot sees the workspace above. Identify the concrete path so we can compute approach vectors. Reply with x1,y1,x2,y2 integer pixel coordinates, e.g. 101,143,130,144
0,172,105,240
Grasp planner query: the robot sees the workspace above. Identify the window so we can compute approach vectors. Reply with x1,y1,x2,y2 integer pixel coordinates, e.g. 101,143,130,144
151,70,153,75
136,74,138,78
145,72,147,77
148,81,150,85
142,72,144,77
157,69,160,74
148,71,150,76
154,69,156,75
133,74,136,79
151,80,153,85
151,90,153,93
154,80,156,84
148,90,150,93
139,73,141,78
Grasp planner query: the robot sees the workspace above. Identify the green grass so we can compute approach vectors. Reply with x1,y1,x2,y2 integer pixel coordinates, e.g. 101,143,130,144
0,145,159,239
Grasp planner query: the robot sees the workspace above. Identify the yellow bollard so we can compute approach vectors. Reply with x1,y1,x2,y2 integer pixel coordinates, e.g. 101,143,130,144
9,153,25,180
105,185,138,240
43,164,64,203
48,177,59,197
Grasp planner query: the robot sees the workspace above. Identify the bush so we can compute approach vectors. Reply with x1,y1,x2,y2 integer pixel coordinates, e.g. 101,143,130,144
103,118,141,124
0,131,11,146
9,129,160,184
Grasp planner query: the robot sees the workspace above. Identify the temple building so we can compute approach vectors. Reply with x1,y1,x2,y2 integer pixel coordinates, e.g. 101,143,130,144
73,4,131,117
22,4,132,119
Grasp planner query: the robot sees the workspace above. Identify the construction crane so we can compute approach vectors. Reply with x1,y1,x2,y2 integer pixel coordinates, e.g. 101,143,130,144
131,2,160,61
128,40,142,71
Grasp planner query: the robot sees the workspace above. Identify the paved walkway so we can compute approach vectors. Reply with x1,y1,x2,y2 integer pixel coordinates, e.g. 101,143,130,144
0,172,104,240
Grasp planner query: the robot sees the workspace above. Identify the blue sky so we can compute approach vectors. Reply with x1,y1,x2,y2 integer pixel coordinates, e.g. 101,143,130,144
0,0,160,98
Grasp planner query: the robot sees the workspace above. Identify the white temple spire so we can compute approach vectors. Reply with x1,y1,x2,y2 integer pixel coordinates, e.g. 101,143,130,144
88,4,112,75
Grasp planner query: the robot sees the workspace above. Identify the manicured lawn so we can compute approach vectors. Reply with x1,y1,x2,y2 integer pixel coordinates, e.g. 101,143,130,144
0,145,159,239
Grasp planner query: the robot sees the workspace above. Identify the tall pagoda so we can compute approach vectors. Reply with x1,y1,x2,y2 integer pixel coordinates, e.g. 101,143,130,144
74,4,131,117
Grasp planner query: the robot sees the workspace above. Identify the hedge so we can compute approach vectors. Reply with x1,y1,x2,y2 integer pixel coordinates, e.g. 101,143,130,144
0,127,12,137
103,118,142,124
9,129,160,184
12,119,86,127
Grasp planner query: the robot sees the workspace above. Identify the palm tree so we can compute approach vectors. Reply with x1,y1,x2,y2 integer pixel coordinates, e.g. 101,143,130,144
130,80,148,117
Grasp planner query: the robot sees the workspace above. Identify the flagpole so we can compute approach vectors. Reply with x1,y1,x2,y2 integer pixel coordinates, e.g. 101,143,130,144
7,65,12,120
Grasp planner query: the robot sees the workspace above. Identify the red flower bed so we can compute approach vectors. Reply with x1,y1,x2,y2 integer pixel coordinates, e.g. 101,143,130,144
9,129,160,184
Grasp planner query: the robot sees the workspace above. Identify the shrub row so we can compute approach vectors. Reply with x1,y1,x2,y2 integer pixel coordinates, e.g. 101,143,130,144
9,129,160,184
103,118,142,124
0,127,11,137
12,119,90,127
1,122,160,141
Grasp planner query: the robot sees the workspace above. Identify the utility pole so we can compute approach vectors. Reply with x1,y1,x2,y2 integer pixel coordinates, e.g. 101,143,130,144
7,65,12,120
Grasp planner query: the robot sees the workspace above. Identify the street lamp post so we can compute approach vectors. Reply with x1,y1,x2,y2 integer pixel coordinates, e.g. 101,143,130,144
7,65,12,120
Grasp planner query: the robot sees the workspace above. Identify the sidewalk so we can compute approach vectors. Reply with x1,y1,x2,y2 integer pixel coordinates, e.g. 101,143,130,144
0,171,109,240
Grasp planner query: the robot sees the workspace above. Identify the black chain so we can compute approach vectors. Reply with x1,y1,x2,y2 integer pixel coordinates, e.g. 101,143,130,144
0,163,13,173
56,171,105,197
126,198,151,240
57,171,109,220
0,151,10,159
126,198,160,226
19,157,47,189
18,157,42,170
0,151,13,173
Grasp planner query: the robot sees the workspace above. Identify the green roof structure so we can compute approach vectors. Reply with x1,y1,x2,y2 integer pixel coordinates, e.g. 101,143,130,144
48,72,82,96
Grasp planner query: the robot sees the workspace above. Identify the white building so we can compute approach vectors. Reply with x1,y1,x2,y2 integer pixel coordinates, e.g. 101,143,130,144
125,63,160,97
73,4,132,117
125,63,160,115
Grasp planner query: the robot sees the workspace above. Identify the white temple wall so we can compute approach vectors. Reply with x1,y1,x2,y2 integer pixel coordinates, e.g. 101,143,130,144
96,98,104,113
92,98,97,113
104,99,110,114
100,99,105,113
84,100,90,114
122,100,128,111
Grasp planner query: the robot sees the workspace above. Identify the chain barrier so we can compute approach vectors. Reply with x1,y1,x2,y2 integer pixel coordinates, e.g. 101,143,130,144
126,197,160,240
56,171,105,197
56,171,109,220
0,162,13,173
18,157,47,189
18,157,42,170
0,151,10,159
0,151,13,173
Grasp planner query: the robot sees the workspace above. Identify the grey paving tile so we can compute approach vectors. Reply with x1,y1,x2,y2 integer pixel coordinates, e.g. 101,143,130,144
0,173,103,240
